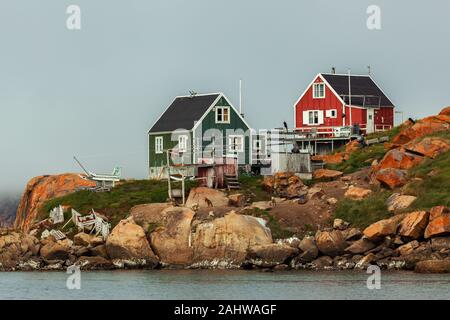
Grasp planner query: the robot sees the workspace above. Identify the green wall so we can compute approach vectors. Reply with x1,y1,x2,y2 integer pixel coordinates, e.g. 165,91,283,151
199,98,251,164
149,132,193,168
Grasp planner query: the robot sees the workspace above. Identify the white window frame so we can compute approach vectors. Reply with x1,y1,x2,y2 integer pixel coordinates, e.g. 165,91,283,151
313,83,325,99
309,110,319,124
302,110,324,126
155,136,164,154
215,106,230,124
228,135,244,153
178,135,188,153
326,109,337,118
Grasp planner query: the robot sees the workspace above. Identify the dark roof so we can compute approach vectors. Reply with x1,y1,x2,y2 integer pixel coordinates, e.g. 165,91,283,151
321,74,394,107
149,94,220,133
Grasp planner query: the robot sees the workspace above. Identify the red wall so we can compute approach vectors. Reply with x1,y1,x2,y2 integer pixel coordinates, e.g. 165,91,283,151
295,76,394,129
344,106,366,126
295,76,344,128
375,107,394,127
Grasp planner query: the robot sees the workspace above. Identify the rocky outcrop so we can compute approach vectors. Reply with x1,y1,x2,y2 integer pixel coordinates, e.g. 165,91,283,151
376,148,424,171
297,236,319,262
311,153,344,165
191,212,273,266
398,211,429,240
246,244,298,267
148,209,274,268
228,193,246,207
311,140,361,165
345,238,376,254
387,193,416,212
333,218,350,230
424,210,450,239
429,206,448,221
370,108,450,190
315,230,346,257
374,168,408,189
313,169,343,180
261,172,306,199
404,137,450,159
439,106,450,116
185,187,229,209
75,256,114,270
363,214,406,241
40,238,72,261
105,217,158,266
73,232,103,247
150,207,195,265
415,260,450,273
344,186,372,200
130,203,171,231
14,173,95,232
0,231,40,270
392,112,450,145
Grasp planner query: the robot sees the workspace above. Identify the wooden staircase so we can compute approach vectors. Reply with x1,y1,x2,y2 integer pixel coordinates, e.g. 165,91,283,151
225,174,241,190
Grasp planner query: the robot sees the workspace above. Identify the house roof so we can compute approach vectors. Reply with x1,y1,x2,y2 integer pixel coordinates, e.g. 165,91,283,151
149,93,220,133
321,73,394,107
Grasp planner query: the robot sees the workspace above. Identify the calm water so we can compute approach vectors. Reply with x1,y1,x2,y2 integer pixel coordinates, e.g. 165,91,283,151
0,270,449,300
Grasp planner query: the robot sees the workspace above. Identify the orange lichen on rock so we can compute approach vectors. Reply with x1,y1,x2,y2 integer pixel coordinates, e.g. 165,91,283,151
14,173,96,232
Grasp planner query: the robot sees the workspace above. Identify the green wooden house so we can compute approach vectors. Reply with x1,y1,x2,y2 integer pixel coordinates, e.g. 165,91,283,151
147,92,252,179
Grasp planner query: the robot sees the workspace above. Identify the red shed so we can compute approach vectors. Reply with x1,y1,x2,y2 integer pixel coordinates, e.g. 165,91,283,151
294,73,395,135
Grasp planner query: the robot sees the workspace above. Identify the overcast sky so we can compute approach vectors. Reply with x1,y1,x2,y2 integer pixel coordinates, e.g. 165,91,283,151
1,0,449,193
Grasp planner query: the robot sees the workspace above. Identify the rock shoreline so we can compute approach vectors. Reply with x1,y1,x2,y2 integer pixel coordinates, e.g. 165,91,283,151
2,204,450,274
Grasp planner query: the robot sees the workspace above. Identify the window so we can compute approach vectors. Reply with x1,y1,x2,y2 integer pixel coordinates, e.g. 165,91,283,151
155,136,163,154
229,135,244,153
216,106,230,123
303,110,324,125
309,111,319,124
178,135,188,153
326,109,337,118
313,83,325,98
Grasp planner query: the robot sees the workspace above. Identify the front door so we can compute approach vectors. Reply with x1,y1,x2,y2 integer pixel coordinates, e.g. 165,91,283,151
366,108,375,133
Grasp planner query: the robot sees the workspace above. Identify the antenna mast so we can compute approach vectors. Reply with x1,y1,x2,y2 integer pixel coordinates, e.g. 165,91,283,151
348,69,352,126
239,79,243,115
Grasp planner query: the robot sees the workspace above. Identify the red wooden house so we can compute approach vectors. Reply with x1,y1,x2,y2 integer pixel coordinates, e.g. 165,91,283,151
294,73,395,136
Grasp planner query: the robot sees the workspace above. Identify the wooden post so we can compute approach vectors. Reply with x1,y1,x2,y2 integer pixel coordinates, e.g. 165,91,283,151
181,174,186,206
166,149,172,200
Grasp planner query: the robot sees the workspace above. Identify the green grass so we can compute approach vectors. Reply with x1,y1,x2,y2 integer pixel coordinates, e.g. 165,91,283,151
334,191,392,228
327,143,386,174
236,175,271,202
41,179,196,228
240,207,294,240
365,125,402,141
325,126,404,174
404,149,450,210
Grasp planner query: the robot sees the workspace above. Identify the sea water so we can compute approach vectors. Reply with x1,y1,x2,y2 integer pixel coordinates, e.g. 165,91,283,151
0,270,448,300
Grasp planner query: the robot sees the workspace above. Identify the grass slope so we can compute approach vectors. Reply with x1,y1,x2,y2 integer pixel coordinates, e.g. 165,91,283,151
404,149,450,210
41,179,196,227
327,126,402,174
334,191,392,228
334,131,450,227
